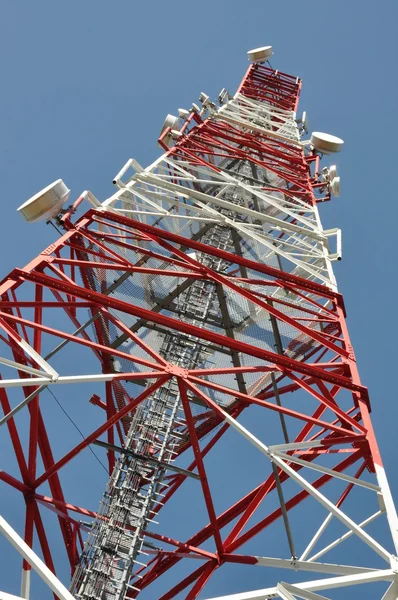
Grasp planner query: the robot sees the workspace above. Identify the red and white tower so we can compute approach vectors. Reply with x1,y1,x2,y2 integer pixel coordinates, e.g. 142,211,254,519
0,46,397,600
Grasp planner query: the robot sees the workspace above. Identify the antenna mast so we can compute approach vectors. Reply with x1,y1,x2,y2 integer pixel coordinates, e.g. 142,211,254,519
1,47,397,600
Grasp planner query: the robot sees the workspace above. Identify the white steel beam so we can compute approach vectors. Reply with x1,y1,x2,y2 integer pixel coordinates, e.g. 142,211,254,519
272,450,381,492
132,172,319,233
277,583,330,600
0,356,47,378
308,511,385,562
270,441,329,453
0,372,165,428
382,581,398,600
0,371,164,391
207,405,392,562
0,514,75,600
299,513,334,561
276,583,297,600
375,464,398,555
125,177,333,284
252,555,376,576
203,569,397,600
0,319,58,380
20,569,29,600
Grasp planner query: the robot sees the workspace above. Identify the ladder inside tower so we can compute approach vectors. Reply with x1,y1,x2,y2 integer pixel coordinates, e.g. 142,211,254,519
69,137,328,599
70,170,252,600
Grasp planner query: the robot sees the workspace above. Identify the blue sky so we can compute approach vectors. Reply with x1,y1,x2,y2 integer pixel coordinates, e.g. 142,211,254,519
0,1,397,599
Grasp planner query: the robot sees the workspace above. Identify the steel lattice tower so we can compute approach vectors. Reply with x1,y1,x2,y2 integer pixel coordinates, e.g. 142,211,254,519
0,48,398,600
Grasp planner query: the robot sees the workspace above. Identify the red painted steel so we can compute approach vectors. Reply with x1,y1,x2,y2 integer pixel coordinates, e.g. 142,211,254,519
0,61,394,600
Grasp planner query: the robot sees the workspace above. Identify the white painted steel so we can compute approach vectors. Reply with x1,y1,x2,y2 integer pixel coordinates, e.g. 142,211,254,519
0,332,59,381
0,373,164,428
299,512,334,561
209,406,392,562
20,569,30,600
123,166,337,287
308,511,384,562
0,356,47,377
203,570,397,599
382,581,398,599
277,583,330,600
276,584,297,600
90,79,398,599
113,158,134,184
375,464,398,553
252,555,376,576
99,107,339,288
0,372,163,392
0,515,76,600
5,54,398,600
271,449,381,491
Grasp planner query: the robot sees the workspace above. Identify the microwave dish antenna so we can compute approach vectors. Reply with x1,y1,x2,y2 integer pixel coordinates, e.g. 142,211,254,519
311,131,344,154
330,176,341,197
247,45,273,63
17,179,70,223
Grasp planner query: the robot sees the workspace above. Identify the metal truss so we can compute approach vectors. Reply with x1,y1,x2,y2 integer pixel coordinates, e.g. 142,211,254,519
0,60,397,600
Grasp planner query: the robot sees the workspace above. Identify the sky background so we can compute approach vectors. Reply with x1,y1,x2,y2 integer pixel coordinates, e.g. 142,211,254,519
0,1,397,599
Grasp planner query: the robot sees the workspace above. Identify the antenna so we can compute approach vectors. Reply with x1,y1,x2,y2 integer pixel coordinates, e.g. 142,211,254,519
218,88,229,105
17,179,70,223
199,92,210,105
178,108,190,118
4,46,396,600
199,93,216,111
310,131,344,154
247,45,273,63
301,110,308,133
330,176,341,197
160,114,180,136
321,165,339,183
328,164,338,181
159,114,182,148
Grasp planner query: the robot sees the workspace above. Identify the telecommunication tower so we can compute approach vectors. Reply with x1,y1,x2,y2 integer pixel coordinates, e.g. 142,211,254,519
0,46,397,600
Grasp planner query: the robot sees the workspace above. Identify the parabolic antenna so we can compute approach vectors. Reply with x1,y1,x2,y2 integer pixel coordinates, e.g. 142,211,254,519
17,179,70,223
247,46,273,64
330,176,340,197
160,114,180,136
178,108,190,118
310,132,344,154
328,164,338,180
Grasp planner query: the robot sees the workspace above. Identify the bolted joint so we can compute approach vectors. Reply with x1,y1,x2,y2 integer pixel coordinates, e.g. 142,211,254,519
164,363,189,378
